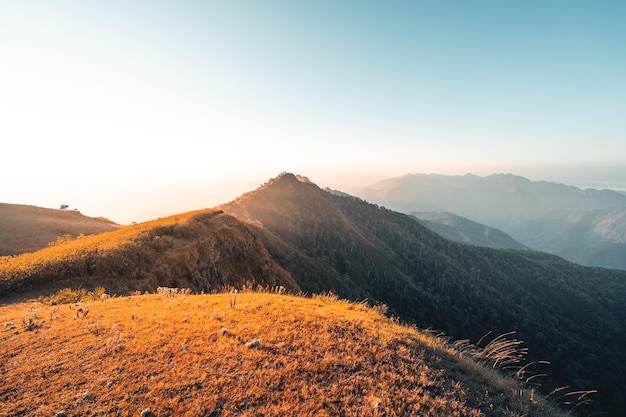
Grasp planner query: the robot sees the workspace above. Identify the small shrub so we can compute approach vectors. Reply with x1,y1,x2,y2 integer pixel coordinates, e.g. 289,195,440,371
76,307,89,319
85,322,103,336
46,287,108,305
91,286,107,299
104,331,125,355
22,308,42,331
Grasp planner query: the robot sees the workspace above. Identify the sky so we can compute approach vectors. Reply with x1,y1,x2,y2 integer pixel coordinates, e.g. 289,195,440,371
1,1,625,223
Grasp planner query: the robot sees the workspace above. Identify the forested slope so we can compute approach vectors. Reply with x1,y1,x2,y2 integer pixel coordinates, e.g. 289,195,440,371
222,173,626,416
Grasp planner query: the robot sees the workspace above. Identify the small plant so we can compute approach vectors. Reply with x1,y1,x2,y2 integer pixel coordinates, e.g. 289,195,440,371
85,322,103,336
373,303,389,315
467,331,528,370
46,287,108,305
91,286,107,299
76,307,89,319
313,291,339,302
22,308,42,331
48,234,74,247
104,331,125,355
48,288,85,304
547,386,598,410
49,306,59,320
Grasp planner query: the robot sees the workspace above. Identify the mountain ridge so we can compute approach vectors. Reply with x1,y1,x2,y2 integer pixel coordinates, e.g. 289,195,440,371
358,173,626,269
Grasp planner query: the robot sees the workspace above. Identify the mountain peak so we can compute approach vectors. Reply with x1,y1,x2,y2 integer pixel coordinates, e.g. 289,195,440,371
268,172,314,185
236,172,320,202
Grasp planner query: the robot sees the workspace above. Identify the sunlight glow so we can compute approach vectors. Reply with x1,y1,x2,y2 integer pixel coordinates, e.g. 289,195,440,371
1,1,625,222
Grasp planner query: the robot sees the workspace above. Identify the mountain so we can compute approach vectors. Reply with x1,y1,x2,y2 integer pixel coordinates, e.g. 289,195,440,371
220,173,626,416
510,207,626,269
358,173,626,269
0,292,566,417
411,211,528,250
0,202,121,256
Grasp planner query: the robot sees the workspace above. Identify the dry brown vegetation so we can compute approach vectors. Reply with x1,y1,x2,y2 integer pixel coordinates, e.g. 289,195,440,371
0,209,297,297
0,203,120,256
0,290,568,417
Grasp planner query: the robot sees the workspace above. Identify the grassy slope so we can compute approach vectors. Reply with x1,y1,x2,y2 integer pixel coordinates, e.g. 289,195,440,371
0,209,298,298
410,211,529,250
0,203,121,256
0,291,567,417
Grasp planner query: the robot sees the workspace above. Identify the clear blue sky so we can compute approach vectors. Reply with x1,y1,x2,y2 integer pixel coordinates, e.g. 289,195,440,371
1,1,625,223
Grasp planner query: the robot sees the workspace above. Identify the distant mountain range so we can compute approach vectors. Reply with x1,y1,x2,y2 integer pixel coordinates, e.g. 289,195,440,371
358,173,626,269
2,173,626,415
0,203,120,256
510,207,626,269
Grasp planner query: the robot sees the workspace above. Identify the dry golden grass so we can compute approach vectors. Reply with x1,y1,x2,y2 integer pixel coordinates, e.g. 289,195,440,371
0,209,206,277
0,209,297,297
0,291,568,417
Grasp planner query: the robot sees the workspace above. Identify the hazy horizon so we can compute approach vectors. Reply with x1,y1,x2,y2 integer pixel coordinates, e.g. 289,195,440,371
4,169,626,225
2,1,625,223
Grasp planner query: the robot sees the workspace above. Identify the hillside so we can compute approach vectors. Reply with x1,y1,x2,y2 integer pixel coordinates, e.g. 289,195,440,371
510,207,626,269
0,209,298,298
411,212,528,250
0,202,121,256
220,173,626,416
325,189,528,250
357,173,626,269
0,291,567,417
